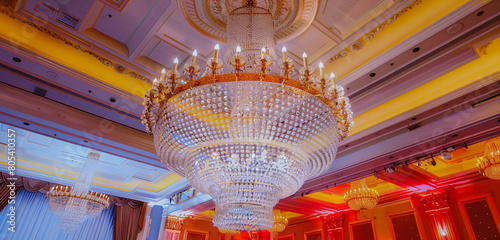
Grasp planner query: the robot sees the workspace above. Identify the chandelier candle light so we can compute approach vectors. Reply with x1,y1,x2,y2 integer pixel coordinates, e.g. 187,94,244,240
47,152,110,231
142,3,353,231
344,179,379,219
477,136,500,179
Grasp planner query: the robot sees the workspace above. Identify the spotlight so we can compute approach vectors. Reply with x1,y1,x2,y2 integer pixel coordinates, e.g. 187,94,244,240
374,170,378,180
385,166,396,174
464,142,468,149
430,153,437,166
440,150,451,160
417,159,422,166
404,161,409,167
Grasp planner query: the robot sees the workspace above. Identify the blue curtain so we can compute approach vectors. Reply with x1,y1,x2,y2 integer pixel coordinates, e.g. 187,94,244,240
0,189,114,240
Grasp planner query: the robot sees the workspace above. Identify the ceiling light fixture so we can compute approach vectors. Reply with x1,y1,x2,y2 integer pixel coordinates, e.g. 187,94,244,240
166,215,185,231
477,136,500,179
47,152,110,232
269,209,288,234
141,2,352,231
344,179,379,219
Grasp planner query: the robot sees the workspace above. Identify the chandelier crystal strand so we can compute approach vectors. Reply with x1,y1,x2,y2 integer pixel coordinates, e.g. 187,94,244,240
141,5,353,231
224,5,276,73
344,179,379,219
47,152,110,231
477,136,500,179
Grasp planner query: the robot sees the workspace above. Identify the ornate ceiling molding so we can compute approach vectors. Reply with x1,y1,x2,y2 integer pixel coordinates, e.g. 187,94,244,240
178,0,317,43
326,0,422,65
0,0,150,83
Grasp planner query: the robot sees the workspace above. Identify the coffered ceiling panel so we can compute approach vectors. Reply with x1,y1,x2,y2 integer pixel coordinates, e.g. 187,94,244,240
142,37,186,69
276,26,337,64
93,0,157,44
159,10,218,58
316,0,395,39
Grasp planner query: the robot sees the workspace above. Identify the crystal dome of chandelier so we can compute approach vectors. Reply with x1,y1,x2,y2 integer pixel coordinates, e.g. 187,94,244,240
477,136,500,180
142,2,353,231
47,152,110,231
344,179,379,219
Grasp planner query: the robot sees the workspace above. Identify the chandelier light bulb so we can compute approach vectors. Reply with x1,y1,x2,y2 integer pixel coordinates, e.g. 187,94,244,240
153,78,158,84
214,44,220,59
173,58,178,72
319,62,324,76
192,50,197,63
161,68,166,81
282,46,287,59
236,45,242,53
302,52,308,67
330,72,335,79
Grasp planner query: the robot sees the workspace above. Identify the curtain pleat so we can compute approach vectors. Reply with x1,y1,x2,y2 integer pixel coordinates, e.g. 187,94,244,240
0,189,114,240
114,202,146,240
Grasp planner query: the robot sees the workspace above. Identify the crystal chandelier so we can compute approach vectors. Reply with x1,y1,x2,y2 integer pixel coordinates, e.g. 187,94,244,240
142,3,353,231
166,215,185,231
420,192,448,211
269,209,288,233
477,136,500,179
344,179,379,218
47,152,110,231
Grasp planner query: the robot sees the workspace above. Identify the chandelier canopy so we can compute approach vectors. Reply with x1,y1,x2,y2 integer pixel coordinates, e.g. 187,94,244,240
142,4,353,231
47,152,110,231
344,179,379,218
477,136,500,179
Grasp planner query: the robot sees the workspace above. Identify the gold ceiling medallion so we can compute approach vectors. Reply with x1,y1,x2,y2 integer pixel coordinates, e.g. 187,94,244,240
179,0,317,43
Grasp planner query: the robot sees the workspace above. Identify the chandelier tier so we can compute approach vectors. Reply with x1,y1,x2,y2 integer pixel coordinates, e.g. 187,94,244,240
477,136,500,179
47,152,110,231
142,4,353,231
344,179,379,219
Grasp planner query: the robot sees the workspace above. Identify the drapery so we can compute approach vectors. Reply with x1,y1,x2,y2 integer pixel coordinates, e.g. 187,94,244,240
114,201,147,240
0,189,114,240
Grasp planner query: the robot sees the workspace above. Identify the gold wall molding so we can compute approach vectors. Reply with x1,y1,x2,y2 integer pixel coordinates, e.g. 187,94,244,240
326,0,422,65
0,0,150,83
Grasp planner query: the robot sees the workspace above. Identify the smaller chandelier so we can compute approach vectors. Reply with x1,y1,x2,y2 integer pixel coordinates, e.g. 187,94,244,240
47,152,109,231
166,215,185,231
477,136,500,180
344,179,379,218
269,209,288,233
47,185,110,231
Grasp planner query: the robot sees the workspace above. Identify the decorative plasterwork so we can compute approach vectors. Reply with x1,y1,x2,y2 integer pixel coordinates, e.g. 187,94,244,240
326,0,422,65
0,0,150,83
178,0,317,43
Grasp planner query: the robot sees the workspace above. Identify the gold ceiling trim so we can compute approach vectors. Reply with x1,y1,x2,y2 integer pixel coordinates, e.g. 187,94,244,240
326,0,423,65
0,0,150,83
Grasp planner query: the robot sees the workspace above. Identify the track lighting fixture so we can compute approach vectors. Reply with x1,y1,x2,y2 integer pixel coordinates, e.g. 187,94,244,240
374,170,378,180
430,153,437,166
